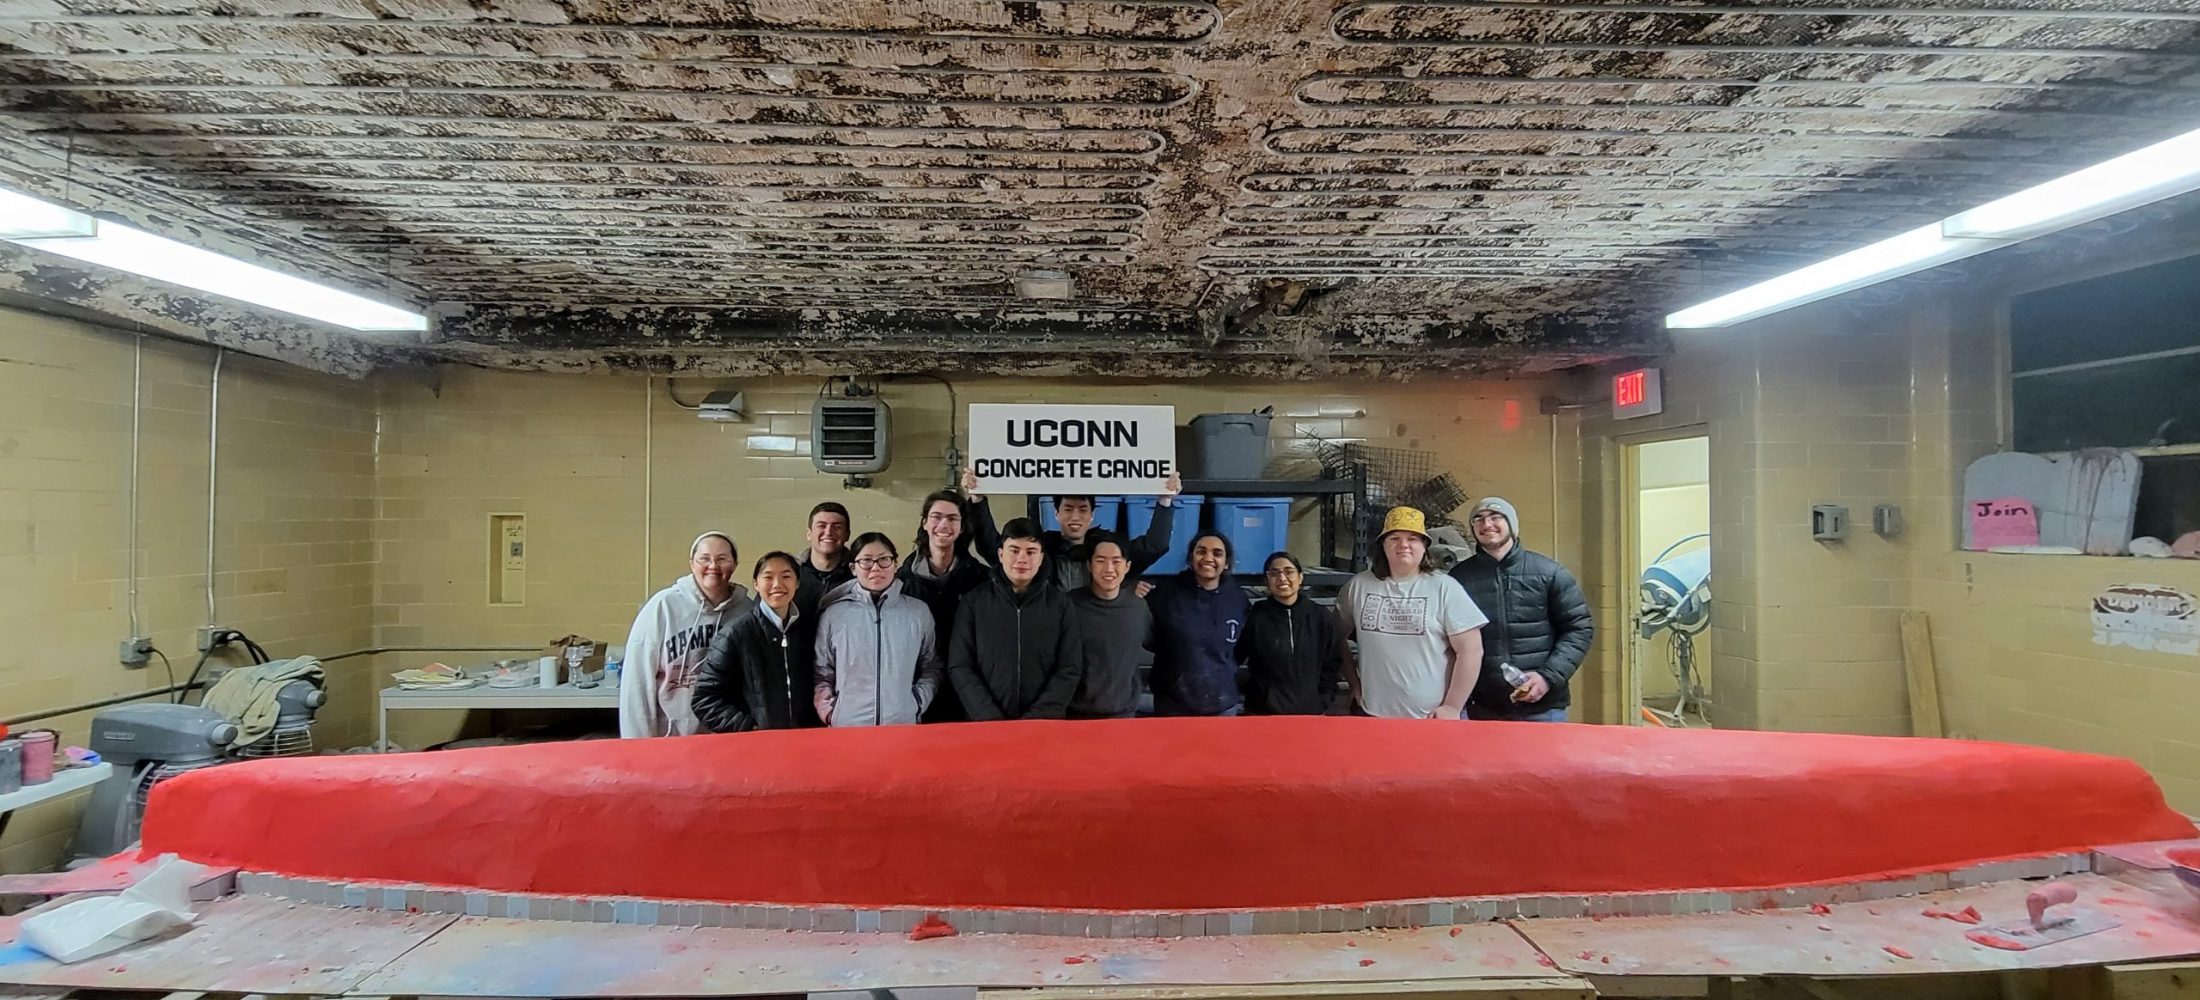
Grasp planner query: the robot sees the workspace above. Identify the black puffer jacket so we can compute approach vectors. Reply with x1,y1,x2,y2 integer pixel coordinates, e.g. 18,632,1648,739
692,602,820,732
1449,546,1594,717
948,573,1085,721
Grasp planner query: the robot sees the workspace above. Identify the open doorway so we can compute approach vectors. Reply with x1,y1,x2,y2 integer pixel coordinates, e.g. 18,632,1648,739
1625,434,1711,727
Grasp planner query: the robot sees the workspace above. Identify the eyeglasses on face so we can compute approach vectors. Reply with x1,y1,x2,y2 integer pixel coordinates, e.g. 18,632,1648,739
853,556,898,569
1264,566,1300,577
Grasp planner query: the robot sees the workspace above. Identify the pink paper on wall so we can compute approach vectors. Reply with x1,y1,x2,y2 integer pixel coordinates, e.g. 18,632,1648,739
1970,497,2041,549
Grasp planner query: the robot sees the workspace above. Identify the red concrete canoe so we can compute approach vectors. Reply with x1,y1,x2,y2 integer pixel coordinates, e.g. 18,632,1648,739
142,717,2195,910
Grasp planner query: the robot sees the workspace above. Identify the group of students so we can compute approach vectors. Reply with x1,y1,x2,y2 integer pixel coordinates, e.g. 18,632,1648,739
617,470,1596,739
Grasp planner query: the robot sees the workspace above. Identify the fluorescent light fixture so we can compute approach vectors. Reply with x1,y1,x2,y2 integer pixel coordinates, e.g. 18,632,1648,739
1944,126,2200,240
0,188,96,239
1012,268,1075,300
1667,123,2200,330
2,187,426,332
1666,224,2009,329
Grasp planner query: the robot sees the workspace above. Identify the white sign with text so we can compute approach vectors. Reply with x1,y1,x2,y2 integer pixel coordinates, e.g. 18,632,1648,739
969,404,1176,495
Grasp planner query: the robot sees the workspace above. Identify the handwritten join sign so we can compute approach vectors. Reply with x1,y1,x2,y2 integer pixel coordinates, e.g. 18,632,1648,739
969,404,1176,495
1969,496,2040,549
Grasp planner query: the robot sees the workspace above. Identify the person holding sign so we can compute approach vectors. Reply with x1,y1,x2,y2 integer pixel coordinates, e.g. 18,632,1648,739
812,533,941,728
961,468,1184,591
949,518,1086,721
1147,532,1251,717
1337,507,1488,720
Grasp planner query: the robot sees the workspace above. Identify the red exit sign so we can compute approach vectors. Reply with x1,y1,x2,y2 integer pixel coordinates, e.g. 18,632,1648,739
1613,367,1663,419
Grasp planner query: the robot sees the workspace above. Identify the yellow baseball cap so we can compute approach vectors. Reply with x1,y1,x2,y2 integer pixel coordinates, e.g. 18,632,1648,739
1380,506,1431,544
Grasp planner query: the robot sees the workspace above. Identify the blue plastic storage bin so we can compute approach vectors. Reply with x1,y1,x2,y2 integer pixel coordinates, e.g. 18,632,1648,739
1038,495,1122,535
1123,495,1205,575
1212,497,1292,574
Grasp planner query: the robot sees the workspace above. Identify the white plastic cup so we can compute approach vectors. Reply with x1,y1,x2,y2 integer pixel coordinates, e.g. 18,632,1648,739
538,655,558,689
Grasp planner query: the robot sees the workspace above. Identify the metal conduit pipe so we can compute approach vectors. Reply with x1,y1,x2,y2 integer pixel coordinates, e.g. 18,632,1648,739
2,644,543,727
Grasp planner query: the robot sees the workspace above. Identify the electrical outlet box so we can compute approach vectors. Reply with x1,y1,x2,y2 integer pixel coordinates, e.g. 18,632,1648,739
119,636,152,667
1873,504,1904,537
196,625,231,652
1812,504,1849,542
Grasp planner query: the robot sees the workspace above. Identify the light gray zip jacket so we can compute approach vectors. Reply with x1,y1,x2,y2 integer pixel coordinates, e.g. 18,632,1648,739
813,578,941,727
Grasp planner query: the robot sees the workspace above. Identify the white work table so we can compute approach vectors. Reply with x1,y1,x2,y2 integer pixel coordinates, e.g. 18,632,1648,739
0,762,113,838
377,683,617,752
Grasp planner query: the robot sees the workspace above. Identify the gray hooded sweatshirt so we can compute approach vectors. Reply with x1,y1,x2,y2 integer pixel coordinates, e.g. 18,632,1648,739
813,578,942,727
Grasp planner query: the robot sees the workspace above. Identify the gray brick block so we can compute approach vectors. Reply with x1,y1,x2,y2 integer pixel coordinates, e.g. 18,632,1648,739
505,896,529,920
464,893,489,917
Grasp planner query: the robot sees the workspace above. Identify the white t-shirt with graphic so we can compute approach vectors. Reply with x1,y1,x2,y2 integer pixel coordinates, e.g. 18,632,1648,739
1339,570,1489,719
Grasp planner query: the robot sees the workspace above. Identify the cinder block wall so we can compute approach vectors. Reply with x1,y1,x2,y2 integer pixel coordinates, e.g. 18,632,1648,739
1573,240,2200,814
1,308,1585,869
0,308,375,873
369,371,1584,747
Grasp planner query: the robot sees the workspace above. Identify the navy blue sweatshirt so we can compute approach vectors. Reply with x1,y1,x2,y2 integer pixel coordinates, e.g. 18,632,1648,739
1147,572,1251,716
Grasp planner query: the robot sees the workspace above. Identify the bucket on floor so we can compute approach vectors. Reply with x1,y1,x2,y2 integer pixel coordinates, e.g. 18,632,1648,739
1037,496,1122,535
1187,410,1274,480
1213,498,1292,575
1123,495,1206,575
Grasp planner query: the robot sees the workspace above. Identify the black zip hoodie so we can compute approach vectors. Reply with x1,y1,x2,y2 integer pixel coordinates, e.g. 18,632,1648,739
948,572,1085,721
692,601,820,732
1239,595,1345,716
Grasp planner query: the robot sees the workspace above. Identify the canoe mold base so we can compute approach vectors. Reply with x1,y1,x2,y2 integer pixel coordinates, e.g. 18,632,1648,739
232,852,2093,937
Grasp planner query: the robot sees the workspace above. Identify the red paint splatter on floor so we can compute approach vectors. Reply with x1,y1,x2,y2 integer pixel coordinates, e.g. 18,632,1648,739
1577,951,1596,960
1883,946,1914,959
1536,955,1557,968
1359,959,1376,967
1809,903,1832,915
1345,939,1356,946
1601,956,1612,964
910,913,958,941
1449,927,1463,937
1967,930,2027,951
1923,906,1982,925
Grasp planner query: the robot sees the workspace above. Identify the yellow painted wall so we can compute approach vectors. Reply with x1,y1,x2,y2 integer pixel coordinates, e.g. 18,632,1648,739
1569,238,2200,814
1902,281,2200,813
0,307,375,873
370,370,1586,744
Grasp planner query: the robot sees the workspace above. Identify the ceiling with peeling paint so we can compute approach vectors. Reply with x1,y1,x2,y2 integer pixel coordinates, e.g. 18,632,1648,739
1,0,2198,378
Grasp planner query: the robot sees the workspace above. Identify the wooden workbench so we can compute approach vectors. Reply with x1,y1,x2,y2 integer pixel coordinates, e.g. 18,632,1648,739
1,864,2195,999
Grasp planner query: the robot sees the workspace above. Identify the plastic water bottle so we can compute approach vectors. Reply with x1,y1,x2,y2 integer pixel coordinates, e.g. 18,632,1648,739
605,650,622,689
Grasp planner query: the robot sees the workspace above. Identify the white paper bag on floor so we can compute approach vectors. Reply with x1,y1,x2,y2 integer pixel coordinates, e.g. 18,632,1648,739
21,854,202,963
